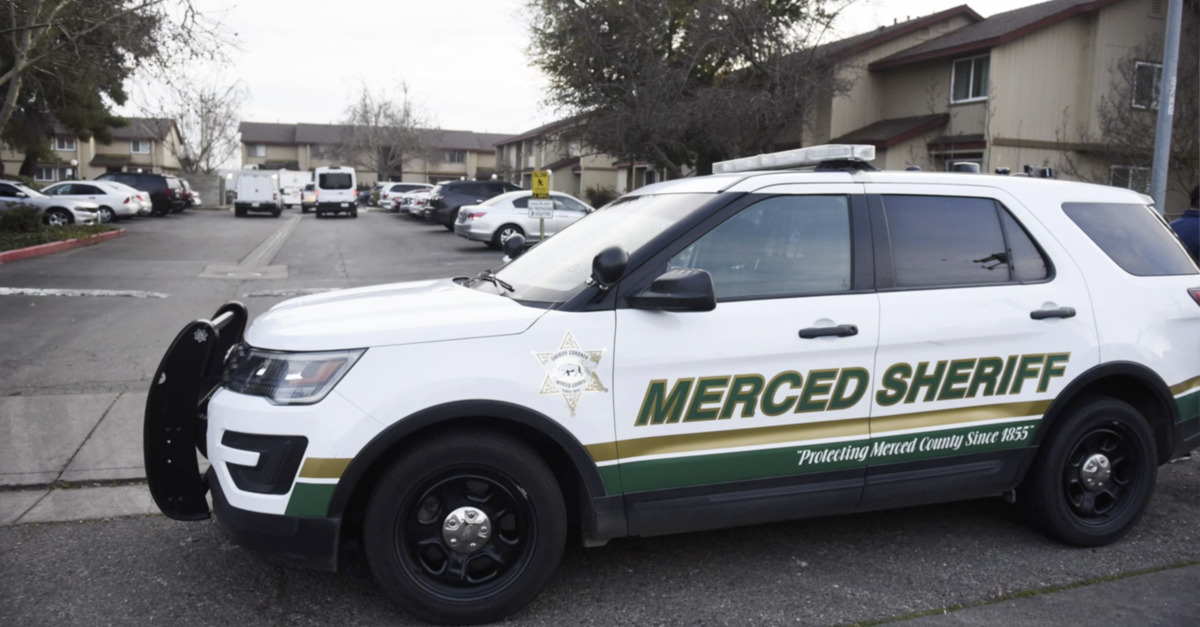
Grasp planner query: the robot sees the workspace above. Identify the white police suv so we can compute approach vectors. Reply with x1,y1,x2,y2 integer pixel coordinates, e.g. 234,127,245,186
145,145,1200,624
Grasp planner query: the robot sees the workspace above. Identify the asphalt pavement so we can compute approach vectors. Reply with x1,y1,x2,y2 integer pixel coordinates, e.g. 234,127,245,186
1,206,1196,625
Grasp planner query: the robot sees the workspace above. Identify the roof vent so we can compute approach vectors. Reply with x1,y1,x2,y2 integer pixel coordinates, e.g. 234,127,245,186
950,162,980,173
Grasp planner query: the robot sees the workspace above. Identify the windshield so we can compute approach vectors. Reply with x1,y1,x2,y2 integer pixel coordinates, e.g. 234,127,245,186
488,193,713,302
15,183,45,198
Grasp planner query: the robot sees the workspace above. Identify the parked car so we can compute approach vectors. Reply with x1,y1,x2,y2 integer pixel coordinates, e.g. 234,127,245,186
233,171,281,218
380,183,433,211
455,190,594,248
0,179,100,225
301,183,317,213
96,172,185,216
313,166,358,218
369,181,395,207
427,180,521,229
41,180,143,223
142,143,1200,624
398,189,433,217
180,179,200,208
356,189,371,206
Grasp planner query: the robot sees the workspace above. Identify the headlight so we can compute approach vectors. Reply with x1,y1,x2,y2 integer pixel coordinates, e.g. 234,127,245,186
223,345,365,405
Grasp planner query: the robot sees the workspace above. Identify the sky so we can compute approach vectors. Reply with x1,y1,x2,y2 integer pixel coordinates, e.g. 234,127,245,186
124,0,1049,136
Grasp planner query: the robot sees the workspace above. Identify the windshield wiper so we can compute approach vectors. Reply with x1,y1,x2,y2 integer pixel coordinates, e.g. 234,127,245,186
473,269,514,293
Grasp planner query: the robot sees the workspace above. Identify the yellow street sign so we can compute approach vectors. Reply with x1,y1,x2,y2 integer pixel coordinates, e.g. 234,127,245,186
531,170,550,199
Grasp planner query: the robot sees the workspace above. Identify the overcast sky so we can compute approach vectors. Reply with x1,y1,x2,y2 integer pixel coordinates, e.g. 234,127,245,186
126,0,1048,136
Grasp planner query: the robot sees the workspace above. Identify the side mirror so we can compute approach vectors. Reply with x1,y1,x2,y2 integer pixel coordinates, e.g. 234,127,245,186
16,192,27,198
628,269,716,312
503,233,526,260
591,245,628,288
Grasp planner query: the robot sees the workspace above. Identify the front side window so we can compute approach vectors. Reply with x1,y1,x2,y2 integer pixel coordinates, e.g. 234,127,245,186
131,140,151,154
55,136,76,151
951,55,989,103
1110,165,1151,194
882,195,1049,288
669,195,852,300
1132,61,1162,110
1063,202,1196,276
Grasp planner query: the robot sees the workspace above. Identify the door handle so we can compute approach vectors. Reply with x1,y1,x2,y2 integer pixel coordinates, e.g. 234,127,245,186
799,324,858,339
1030,307,1076,320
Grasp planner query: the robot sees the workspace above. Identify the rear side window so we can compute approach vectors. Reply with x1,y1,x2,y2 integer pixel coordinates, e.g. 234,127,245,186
319,173,353,190
1062,202,1197,275
882,195,1049,288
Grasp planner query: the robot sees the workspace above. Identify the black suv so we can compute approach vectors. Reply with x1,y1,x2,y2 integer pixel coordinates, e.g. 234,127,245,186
428,180,520,229
97,172,185,216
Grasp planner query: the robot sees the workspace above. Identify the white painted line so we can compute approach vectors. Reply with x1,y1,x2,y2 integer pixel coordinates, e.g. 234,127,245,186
0,287,169,299
242,288,339,298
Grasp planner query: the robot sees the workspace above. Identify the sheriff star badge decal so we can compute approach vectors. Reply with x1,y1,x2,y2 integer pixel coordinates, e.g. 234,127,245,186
534,332,607,416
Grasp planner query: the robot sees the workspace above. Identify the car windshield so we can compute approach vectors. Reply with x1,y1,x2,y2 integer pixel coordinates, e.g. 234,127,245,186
14,183,45,197
487,193,713,303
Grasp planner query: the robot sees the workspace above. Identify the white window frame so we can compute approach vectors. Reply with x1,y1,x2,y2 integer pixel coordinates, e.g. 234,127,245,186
55,136,76,151
1132,61,1161,110
131,140,151,154
950,54,990,104
249,143,267,158
34,166,55,181
447,150,466,164
1110,165,1151,194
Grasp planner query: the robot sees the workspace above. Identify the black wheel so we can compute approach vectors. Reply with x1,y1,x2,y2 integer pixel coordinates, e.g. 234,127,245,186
272,210,282,218
351,208,358,218
234,207,246,217
364,430,566,625
97,206,115,223
490,225,524,249
301,205,309,214
44,208,72,227
1020,396,1157,546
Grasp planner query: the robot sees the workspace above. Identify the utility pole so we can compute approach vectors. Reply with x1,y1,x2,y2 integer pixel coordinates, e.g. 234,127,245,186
1150,0,1184,214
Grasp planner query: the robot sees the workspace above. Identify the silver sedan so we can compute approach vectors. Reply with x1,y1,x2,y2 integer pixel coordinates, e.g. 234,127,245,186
454,190,594,248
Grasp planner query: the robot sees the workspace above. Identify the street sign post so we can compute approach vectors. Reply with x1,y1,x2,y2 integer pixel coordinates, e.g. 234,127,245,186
530,170,551,240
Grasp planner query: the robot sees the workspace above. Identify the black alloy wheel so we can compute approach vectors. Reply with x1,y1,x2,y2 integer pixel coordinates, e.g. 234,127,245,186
364,430,566,625
1020,395,1156,546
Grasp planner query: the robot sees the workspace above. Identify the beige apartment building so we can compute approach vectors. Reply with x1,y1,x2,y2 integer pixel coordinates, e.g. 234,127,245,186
810,0,1192,212
1,117,183,182
237,122,510,186
493,117,622,198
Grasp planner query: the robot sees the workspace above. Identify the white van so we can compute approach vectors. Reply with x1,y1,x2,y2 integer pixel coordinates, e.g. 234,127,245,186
233,171,281,218
313,166,357,218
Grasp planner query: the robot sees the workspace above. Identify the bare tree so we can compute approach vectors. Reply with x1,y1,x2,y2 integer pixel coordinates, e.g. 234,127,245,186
139,79,248,174
337,84,433,181
0,0,227,164
526,0,853,178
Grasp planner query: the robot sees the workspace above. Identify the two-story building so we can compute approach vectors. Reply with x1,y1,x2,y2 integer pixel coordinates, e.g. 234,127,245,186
2,117,183,182
493,117,623,198
238,122,511,186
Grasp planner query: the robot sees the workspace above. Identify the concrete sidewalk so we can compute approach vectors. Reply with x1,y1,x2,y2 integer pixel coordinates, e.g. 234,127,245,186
0,390,156,525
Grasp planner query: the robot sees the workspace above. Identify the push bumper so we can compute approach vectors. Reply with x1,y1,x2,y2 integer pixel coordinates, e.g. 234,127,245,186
143,302,247,520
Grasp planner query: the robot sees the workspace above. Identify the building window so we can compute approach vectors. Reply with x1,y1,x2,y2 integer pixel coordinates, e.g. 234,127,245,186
131,140,151,154
59,167,75,180
249,143,267,158
951,54,989,103
55,136,76,151
1110,165,1151,194
34,166,55,181
447,150,466,163
1132,62,1161,110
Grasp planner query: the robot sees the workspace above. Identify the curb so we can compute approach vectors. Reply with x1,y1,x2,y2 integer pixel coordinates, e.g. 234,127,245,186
0,229,125,264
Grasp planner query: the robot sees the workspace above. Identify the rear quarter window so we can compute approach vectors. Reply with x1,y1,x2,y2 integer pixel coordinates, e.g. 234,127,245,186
1062,202,1197,276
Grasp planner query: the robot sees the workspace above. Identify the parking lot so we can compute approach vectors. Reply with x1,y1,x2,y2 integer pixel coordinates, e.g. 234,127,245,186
1,206,1198,625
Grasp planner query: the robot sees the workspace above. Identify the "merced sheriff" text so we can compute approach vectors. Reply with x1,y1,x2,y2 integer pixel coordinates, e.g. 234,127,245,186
634,353,1069,426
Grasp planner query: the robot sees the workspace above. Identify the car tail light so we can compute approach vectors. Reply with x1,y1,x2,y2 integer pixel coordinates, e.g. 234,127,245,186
466,211,487,220
1189,288,1200,306
123,197,131,203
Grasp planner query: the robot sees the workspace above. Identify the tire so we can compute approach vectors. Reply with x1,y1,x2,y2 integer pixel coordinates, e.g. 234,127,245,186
301,206,309,214
364,430,566,625
44,208,72,227
490,225,525,249
351,208,358,218
272,210,282,218
1019,395,1157,547
97,207,115,224
235,207,246,217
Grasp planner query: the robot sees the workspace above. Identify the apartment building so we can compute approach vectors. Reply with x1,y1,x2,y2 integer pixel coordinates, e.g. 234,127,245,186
493,117,622,196
2,117,183,182
238,122,511,186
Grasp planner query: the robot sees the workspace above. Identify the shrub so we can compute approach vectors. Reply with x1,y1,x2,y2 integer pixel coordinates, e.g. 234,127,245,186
584,185,618,208
0,206,43,233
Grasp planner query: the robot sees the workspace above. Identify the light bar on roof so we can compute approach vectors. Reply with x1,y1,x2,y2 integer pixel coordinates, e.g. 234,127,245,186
713,144,876,174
